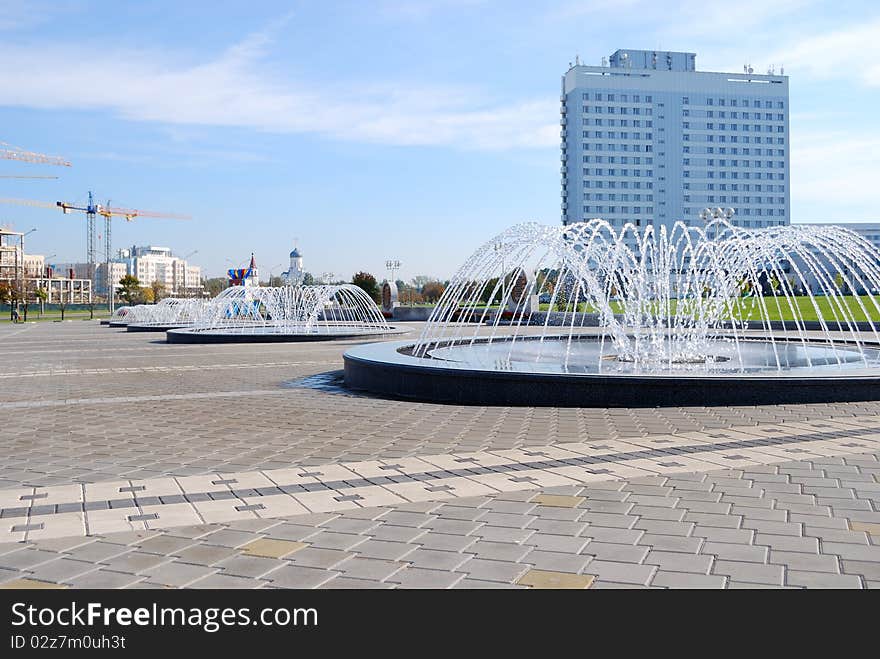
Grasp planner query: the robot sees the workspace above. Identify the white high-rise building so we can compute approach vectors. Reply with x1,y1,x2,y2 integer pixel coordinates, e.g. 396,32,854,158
115,245,202,296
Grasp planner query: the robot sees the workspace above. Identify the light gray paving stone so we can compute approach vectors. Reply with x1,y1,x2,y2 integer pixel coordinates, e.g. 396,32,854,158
65,541,130,563
453,578,527,589
457,557,530,583
265,564,338,588
350,539,414,561
840,560,880,580
414,532,478,553
366,524,426,544
215,555,284,579
141,562,218,587
424,519,485,536
261,524,324,542
753,534,819,553
522,550,594,574
173,544,240,566
102,551,171,574
638,534,703,553
319,517,379,534
135,534,198,556
431,505,488,521
473,526,536,544
523,533,589,554
287,547,353,569
402,548,471,571
769,550,839,573
644,550,714,574
65,569,145,589
633,520,695,535
0,549,60,570
527,519,588,536
336,557,406,581
466,540,532,562
476,512,536,529
189,573,265,589
819,543,880,562
650,571,727,589
317,577,393,589
302,531,367,551
581,541,650,563
201,529,263,548
581,526,645,544
701,542,768,563
786,571,863,588
28,558,98,583
711,560,785,585
388,567,465,589
691,526,754,544
584,560,657,585
741,520,804,536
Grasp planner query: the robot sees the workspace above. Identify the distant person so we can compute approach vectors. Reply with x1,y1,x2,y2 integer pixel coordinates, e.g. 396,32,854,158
11,308,20,323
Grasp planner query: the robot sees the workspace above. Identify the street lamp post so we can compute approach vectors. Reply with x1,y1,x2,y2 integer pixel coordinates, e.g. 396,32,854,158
699,207,735,240
20,228,36,321
385,259,401,284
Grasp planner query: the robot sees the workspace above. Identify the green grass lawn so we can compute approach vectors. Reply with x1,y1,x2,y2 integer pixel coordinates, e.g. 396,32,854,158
0,310,110,324
532,295,880,322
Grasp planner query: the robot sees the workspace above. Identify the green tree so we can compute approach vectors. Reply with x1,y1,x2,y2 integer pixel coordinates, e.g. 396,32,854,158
203,277,228,297
150,280,166,304
302,272,315,286
352,271,380,302
34,287,48,316
421,281,446,303
118,275,142,304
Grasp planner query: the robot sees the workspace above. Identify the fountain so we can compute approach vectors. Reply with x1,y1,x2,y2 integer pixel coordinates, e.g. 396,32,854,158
344,220,880,406
166,284,405,343
125,298,210,332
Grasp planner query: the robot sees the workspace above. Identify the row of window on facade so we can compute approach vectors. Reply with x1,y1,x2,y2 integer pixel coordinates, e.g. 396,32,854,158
681,119,785,129
582,193,654,201
680,195,786,204
580,106,654,115
682,145,783,154
682,113,785,122
682,207,786,216
580,93,653,102
581,180,653,189
683,170,786,180
581,143,654,152
682,155,785,164
580,156,654,164
579,119,653,128
681,183,786,193
682,98,784,109
581,131,653,140
581,206,655,214
683,128,785,139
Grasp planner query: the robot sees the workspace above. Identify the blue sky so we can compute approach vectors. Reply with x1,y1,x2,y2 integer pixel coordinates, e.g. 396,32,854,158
0,0,878,281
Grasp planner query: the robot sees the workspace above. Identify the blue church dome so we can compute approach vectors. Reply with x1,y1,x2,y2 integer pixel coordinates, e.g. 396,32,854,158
290,248,301,258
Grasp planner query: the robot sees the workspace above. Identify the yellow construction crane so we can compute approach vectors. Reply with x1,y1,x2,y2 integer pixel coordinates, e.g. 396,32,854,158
0,141,71,167
0,192,190,311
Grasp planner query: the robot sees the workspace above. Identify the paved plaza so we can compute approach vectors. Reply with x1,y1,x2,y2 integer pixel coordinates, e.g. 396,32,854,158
0,321,878,589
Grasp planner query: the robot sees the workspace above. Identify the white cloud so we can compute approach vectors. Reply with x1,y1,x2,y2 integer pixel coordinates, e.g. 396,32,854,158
0,27,558,151
764,18,880,87
791,131,880,219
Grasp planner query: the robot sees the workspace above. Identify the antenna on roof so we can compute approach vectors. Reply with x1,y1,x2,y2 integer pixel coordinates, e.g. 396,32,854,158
575,54,580,66
601,56,607,67
780,64,784,75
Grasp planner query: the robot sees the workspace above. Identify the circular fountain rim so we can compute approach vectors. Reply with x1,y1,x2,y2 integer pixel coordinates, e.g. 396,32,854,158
167,324,409,344
343,336,880,407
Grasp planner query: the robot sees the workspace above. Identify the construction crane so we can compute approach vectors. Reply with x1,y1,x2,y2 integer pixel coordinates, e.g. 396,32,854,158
0,175,59,180
0,191,190,311
0,141,71,167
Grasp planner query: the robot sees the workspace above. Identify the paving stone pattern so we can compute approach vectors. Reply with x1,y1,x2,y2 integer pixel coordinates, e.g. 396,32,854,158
1,322,878,589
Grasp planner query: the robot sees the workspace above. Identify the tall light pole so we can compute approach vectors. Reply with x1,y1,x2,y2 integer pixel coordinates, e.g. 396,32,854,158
385,259,401,284
321,272,335,285
268,263,283,286
20,228,36,320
